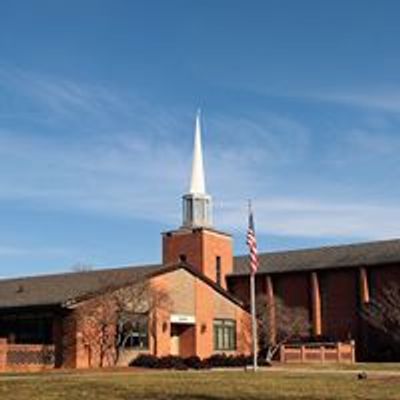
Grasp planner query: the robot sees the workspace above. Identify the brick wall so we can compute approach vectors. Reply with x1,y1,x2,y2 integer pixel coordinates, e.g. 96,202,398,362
0,338,6,372
194,277,216,358
163,229,203,267
152,268,252,360
193,273,251,358
370,264,400,296
163,228,233,289
202,230,233,289
158,269,195,315
61,310,79,368
0,339,55,372
150,275,172,357
280,341,355,364
227,277,250,307
362,264,400,361
319,269,358,341
228,263,400,361
235,308,252,355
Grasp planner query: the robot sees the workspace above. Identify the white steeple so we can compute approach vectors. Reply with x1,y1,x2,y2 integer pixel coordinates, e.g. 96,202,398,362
182,110,212,228
189,110,206,194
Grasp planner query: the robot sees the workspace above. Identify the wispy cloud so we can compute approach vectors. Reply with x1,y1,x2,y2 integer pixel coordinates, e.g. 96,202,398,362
0,67,129,119
1,67,399,244
218,198,400,240
304,87,400,114
0,67,311,223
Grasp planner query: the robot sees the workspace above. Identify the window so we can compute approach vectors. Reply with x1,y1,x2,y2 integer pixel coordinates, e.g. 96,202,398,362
0,314,53,344
216,256,221,286
193,198,204,223
186,198,193,221
119,314,149,350
179,254,187,263
213,319,236,351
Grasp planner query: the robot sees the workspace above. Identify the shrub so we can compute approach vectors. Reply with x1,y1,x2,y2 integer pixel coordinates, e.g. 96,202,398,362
203,353,229,368
130,354,159,368
203,353,252,368
158,355,188,370
184,356,204,369
203,353,269,368
130,353,266,369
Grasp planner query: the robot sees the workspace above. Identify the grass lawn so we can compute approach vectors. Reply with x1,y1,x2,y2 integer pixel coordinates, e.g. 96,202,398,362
281,362,400,372
1,369,400,400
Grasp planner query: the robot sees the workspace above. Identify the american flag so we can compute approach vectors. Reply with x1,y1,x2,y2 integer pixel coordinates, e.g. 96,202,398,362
246,207,259,275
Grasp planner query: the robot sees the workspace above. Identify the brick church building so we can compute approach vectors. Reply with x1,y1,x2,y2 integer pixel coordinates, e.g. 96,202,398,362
0,113,399,370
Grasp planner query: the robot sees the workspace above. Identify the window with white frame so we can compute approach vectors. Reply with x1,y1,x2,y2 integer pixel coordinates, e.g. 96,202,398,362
213,319,236,351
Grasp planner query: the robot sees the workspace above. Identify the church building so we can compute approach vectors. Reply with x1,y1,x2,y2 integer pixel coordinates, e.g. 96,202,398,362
0,112,399,371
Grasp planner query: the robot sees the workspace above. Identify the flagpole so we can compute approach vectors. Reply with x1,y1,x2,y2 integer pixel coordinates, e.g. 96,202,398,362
248,200,258,371
250,268,258,371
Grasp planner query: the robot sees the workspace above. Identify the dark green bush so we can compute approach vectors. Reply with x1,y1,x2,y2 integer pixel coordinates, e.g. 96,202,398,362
130,354,159,368
183,356,204,369
202,353,252,367
130,353,265,369
158,355,188,370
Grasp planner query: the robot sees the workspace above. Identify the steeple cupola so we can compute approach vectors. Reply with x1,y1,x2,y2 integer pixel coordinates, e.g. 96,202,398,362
182,111,212,228
162,110,233,288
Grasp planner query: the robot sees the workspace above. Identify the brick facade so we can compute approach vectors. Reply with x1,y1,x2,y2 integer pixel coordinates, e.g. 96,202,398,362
162,228,233,289
227,263,400,361
320,269,359,341
0,340,55,372
1,226,400,370
52,268,251,369
0,339,6,372
152,269,251,361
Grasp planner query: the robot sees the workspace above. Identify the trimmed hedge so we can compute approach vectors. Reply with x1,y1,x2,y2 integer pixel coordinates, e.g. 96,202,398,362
130,354,159,369
130,353,267,369
183,356,203,370
203,354,252,368
158,355,188,370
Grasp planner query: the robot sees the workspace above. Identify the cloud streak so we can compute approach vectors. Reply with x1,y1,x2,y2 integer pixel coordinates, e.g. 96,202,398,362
301,86,400,114
218,198,400,240
1,67,399,244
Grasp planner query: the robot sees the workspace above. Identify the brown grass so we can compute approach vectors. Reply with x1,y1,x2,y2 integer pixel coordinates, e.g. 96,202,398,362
1,369,400,400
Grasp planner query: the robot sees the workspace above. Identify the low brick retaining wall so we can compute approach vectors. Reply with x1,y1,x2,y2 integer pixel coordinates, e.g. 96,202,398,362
0,338,55,372
280,341,355,364
0,339,6,372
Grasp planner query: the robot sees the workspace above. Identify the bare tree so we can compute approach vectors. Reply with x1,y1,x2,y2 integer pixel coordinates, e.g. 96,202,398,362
74,279,171,367
361,282,400,344
256,295,310,364
71,263,94,273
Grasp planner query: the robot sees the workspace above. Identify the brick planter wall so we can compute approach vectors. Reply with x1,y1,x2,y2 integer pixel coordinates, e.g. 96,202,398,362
0,338,55,372
280,341,355,364
0,339,6,372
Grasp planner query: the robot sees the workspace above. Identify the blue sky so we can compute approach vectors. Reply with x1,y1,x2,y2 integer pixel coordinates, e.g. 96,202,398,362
1,1,400,278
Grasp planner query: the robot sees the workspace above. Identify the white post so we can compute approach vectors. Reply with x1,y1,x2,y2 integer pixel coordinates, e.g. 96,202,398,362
250,272,258,371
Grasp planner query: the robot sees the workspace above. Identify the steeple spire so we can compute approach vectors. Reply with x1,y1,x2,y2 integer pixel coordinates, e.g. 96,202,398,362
182,110,212,228
189,110,206,194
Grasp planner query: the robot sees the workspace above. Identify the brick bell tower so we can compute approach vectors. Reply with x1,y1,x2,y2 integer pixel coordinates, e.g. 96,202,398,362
162,110,233,289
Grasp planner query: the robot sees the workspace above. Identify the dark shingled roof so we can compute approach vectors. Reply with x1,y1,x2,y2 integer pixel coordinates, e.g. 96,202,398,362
0,264,163,309
231,238,400,276
2,238,400,309
0,262,245,310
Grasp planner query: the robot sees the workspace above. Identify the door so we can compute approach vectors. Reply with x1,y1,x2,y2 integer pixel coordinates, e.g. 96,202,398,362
170,325,180,356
